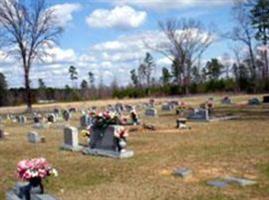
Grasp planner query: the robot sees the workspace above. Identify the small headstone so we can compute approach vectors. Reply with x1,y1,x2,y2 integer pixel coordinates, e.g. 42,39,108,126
47,114,56,123
188,108,209,121
207,180,229,188
62,110,71,121
80,115,91,128
263,96,269,103
224,176,257,186
69,107,77,113
162,103,173,111
145,108,157,117
61,126,82,151
221,96,232,105
17,115,27,124
173,168,192,178
0,129,5,139
176,118,189,129
27,132,42,143
248,98,261,105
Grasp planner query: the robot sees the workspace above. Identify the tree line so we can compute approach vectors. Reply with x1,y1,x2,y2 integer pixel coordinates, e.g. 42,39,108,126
0,0,268,107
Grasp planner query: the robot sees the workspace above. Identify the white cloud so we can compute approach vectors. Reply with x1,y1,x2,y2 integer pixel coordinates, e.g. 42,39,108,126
50,3,81,27
107,0,232,10
86,6,147,29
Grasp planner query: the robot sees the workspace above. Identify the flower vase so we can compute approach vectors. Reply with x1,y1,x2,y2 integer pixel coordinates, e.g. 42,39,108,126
21,177,44,200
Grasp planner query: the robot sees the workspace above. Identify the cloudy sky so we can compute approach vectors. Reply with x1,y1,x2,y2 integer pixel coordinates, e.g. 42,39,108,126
0,0,235,88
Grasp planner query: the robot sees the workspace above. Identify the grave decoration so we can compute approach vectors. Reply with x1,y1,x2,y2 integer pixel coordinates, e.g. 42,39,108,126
176,102,188,116
176,118,190,129
83,111,134,158
7,158,58,200
130,108,140,125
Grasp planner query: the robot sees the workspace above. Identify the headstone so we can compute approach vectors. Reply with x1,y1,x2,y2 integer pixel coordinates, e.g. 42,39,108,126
248,98,261,105
62,110,71,121
188,108,209,121
124,105,133,112
53,108,60,114
145,108,157,117
0,129,5,139
80,115,91,128
83,125,134,158
69,107,77,113
61,126,82,151
162,103,173,111
207,180,229,188
173,168,192,178
221,96,232,105
224,176,257,186
263,96,269,103
47,114,56,123
17,115,27,124
27,132,43,143
115,103,124,113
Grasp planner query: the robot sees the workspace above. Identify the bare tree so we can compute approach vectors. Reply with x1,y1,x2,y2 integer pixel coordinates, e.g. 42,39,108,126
0,0,62,111
157,18,213,94
226,0,257,80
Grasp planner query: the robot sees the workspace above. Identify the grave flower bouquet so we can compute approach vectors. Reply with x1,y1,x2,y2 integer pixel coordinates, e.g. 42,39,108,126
17,158,58,181
91,111,121,129
114,126,129,139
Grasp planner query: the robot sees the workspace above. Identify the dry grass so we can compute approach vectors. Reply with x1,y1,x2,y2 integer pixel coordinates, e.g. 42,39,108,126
0,94,269,200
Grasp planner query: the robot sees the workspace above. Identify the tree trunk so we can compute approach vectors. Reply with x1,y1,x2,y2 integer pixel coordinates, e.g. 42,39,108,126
24,68,32,112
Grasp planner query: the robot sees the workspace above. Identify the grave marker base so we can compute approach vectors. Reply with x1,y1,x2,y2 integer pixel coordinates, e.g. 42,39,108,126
60,144,83,152
82,148,134,159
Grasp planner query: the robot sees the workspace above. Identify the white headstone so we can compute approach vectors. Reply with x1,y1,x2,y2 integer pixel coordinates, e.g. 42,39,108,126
27,132,41,143
62,126,82,151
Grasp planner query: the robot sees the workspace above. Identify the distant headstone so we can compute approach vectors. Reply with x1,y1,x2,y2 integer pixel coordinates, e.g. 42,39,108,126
47,114,56,123
53,108,60,114
221,96,232,105
162,103,173,111
0,129,5,139
173,168,192,178
224,176,257,186
207,180,229,188
17,115,27,124
248,98,261,105
69,107,77,113
62,110,71,121
83,125,134,158
80,115,91,128
188,108,209,121
263,96,269,103
61,126,82,151
27,132,43,143
124,105,133,112
145,108,157,117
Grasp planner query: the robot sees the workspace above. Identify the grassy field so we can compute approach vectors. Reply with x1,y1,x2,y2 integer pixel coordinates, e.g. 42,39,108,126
0,94,269,200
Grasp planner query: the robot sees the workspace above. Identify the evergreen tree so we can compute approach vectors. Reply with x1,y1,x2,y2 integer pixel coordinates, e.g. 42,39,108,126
251,0,269,78
0,72,8,106
69,66,78,88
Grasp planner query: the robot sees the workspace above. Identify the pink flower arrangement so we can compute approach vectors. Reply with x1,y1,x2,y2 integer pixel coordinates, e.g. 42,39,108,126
114,127,129,139
17,158,58,181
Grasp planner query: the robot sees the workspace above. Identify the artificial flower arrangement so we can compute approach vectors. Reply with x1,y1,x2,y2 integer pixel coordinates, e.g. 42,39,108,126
17,158,58,182
90,111,121,129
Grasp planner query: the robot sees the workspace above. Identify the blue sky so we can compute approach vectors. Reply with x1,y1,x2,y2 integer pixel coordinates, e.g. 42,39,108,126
0,0,236,88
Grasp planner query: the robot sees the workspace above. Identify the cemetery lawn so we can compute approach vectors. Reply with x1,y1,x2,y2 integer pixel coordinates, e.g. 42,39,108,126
1,94,269,200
